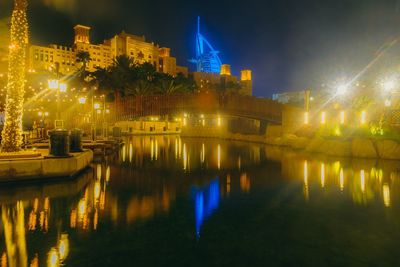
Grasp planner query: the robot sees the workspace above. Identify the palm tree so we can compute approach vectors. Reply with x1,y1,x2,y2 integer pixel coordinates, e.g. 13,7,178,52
157,80,186,95
1,0,29,152
76,50,91,81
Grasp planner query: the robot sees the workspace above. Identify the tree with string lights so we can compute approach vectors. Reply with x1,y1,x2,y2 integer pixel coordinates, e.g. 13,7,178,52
1,0,28,152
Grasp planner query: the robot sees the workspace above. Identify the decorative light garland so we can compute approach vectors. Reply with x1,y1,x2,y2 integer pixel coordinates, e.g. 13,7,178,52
1,0,29,152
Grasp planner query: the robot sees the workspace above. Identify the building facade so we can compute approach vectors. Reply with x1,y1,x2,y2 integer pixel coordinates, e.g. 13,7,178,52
26,24,187,76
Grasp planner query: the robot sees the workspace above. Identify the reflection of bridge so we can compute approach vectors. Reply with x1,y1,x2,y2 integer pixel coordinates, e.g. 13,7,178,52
115,93,283,124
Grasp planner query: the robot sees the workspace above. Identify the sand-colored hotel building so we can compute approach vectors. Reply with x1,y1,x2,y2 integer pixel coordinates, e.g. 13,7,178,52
27,25,188,76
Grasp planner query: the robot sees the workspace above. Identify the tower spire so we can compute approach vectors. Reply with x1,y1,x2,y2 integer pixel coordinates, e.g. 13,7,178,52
197,16,200,35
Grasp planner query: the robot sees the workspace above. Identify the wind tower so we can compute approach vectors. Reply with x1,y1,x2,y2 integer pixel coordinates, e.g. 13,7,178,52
189,17,222,73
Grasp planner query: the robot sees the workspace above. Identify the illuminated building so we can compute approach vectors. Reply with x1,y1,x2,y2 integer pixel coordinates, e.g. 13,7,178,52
240,70,253,96
220,64,231,76
189,18,253,96
73,25,113,72
190,16,222,73
26,25,187,76
28,44,76,74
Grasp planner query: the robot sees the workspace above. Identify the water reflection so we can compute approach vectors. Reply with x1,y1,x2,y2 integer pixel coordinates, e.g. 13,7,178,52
193,179,220,239
0,137,398,265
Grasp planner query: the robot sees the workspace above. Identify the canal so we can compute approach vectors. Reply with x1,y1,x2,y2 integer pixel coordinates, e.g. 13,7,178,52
0,136,400,266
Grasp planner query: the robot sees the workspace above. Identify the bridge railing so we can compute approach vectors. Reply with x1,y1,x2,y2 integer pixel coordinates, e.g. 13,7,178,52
114,92,282,123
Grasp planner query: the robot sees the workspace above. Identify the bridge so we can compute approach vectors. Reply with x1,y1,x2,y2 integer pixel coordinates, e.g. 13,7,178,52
114,92,283,124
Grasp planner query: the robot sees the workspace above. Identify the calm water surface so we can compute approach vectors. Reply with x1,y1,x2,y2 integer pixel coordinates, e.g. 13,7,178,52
1,136,400,266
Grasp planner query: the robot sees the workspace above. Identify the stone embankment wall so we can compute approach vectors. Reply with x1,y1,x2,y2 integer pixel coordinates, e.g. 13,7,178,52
265,134,400,160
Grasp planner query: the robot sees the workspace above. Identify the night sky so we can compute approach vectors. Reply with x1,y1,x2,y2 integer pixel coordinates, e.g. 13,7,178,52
1,0,400,97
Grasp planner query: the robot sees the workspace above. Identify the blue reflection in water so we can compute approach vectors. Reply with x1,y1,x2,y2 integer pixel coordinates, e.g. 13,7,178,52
193,178,220,238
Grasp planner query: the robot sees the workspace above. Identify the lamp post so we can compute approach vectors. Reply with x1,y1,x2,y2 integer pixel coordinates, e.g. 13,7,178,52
48,63,67,128
38,111,49,138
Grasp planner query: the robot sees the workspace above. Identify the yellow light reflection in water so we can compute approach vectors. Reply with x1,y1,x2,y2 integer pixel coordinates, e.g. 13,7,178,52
78,199,86,220
383,183,391,207
58,234,69,261
339,168,344,192
129,142,133,162
320,163,325,188
94,209,99,230
2,202,28,267
96,164,101,180
122,145,126,162
178,138,182,159
175,138,178,159
360,170,365,193
240,173,251,192
33,198,39,212
217,144,221,170
183,143,187,171
303,161,309,201
47,247,59,267
106,166,110,182
238,156,241,170
94,181,101,202
155,139,158,160
1,252,6,267
332,161,341,175
201,143,205,164
150,139,154,161
30,254,38,267
217,116,222,127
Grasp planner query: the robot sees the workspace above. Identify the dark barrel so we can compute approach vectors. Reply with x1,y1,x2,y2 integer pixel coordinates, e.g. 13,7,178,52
70,128,83,152
49,129,70,157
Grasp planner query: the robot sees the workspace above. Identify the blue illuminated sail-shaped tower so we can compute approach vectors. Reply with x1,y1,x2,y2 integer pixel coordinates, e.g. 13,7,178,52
189,17,222,73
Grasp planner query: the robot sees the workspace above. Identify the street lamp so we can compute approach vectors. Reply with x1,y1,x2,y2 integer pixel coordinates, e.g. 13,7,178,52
78,97,87,104
383,79,396,92
48,79,67,122
38,111,49,138
337,84,348,96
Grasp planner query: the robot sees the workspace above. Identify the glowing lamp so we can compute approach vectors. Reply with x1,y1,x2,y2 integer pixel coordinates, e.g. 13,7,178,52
106,109,110,114
78,97,87,104
337,84,348,96
59,83,67,93
94,103,100,110
383,79,396,92
48,79,59,90
45,112,49,117
38,111,43,117
385,99,391,107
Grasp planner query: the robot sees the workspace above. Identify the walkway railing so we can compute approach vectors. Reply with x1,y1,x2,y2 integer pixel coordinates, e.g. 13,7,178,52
114,92,283,123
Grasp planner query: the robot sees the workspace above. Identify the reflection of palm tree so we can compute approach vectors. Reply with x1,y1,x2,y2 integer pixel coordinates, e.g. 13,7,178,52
2,202,28,267
1,0,29,152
